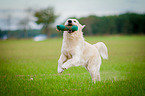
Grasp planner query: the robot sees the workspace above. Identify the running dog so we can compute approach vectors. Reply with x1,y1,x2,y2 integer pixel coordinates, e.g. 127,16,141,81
57,19,108,83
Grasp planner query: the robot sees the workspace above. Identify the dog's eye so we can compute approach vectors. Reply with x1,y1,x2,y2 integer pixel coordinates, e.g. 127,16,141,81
74,20,76,23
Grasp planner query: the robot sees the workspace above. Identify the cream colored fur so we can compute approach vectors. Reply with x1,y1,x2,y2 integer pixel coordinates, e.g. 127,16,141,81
58,19,108,83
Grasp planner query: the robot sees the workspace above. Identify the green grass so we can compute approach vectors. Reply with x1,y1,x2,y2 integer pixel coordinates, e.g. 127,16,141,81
0,36,145,96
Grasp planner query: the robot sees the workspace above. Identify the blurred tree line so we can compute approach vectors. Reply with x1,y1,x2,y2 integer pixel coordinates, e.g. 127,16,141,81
0,7,145,39
77,13,145,35
34,7,58,37
78,13,145,35
0,29,41,39
0,7,59,39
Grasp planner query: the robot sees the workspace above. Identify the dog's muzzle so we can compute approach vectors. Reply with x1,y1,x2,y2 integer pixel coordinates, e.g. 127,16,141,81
68,20,72,26
67,20,74,33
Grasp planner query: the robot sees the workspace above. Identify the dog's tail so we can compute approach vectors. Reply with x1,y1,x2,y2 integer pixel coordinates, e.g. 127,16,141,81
93,42,108,59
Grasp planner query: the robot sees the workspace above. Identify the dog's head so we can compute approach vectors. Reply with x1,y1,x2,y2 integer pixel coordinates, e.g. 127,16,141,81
64,19,85,33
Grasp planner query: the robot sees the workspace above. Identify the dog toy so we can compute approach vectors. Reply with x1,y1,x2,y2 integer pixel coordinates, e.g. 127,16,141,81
56,25,78,32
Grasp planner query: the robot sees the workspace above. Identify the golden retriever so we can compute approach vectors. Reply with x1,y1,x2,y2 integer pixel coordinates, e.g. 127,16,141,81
57,19,108,83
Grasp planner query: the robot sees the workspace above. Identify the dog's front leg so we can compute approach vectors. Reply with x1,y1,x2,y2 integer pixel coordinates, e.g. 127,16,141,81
62,56,80,69
58,54,67,73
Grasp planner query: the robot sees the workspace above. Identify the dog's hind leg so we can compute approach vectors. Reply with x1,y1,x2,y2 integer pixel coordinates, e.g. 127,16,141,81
58,54,67,73
87,57,101,83
88,67,101,83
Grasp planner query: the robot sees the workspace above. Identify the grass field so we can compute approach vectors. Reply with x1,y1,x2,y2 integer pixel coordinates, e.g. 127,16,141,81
0,36,145,96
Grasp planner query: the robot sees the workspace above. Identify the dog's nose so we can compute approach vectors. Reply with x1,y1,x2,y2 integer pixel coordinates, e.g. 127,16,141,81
68,20,72,23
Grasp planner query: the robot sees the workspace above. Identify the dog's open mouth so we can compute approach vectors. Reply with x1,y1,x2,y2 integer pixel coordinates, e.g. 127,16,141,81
67,23,74,33
66,23,76,33
64,20,79,33
68,30,73,33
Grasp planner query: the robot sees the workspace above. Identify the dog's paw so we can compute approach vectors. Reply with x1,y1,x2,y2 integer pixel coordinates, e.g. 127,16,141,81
62,67,66,70
58,70,64,73
62,64,68,70
58,67,64,73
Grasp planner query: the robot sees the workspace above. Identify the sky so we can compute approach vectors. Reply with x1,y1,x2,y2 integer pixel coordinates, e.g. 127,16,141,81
0,0,145,30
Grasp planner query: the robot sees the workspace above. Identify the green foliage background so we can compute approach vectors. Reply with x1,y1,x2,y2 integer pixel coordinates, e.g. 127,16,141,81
78,13,145,35
0,12,145,39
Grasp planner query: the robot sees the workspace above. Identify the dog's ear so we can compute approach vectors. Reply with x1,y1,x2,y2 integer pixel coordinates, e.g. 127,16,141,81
82,25,86,29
